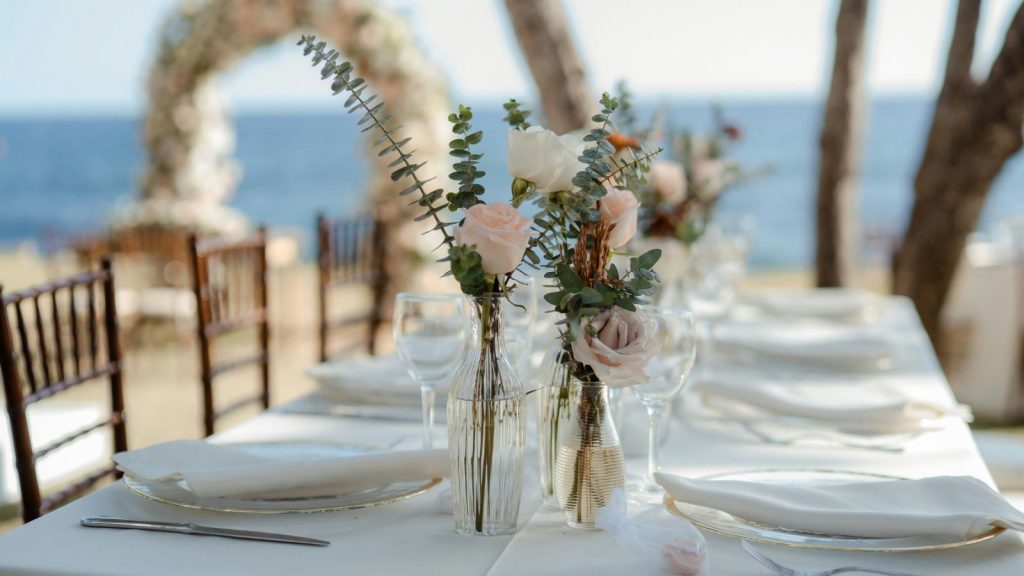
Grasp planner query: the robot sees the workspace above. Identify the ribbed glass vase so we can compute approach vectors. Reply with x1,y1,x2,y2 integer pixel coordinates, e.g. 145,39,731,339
537,345,576,508
553,380,624,530
447,294,526,536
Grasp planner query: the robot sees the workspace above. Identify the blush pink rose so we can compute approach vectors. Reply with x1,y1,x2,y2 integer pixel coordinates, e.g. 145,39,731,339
454,203,532,275
649,161,688,203
598,188,640,249
571,307,660,387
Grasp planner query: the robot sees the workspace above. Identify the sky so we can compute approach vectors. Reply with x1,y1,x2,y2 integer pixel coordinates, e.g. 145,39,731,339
0,0,1019,116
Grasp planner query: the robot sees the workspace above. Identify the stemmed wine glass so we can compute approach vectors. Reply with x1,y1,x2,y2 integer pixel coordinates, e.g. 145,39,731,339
393,292,467,448
632,307,697,493
685,245,736,378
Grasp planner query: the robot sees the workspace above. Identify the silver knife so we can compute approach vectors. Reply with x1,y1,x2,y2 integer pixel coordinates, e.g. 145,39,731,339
81,517,329,547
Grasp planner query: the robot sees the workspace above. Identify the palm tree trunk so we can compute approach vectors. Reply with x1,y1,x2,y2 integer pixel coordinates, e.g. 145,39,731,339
815,0,870,287
503,0,593,133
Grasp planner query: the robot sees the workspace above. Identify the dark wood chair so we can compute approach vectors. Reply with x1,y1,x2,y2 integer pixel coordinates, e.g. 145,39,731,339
316,212,388,362
0,257,127,523
189,229,270,437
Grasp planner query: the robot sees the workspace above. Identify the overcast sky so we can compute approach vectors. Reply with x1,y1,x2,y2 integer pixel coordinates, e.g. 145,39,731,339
0,0,1019,116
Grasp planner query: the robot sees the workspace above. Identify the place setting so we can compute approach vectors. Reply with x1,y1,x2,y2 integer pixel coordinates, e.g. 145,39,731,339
4,3,1024,575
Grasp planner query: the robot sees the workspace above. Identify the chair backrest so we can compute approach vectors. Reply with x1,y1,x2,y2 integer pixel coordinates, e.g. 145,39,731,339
189,229,269,437
316,213,388,362
0,257,126,523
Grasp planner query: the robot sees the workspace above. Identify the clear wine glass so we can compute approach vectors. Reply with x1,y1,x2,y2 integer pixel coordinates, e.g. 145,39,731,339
393,292,467,448
632,307,697,493
685,258,736,378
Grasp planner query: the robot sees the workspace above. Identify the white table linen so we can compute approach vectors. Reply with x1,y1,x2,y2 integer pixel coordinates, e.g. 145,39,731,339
0,296,1022,576
691,374,971,433
114,440,448,498
656,473,1024,538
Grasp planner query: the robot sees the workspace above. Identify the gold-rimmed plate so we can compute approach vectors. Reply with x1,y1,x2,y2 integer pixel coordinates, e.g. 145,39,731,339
123,441,441,514
664,469,1004,552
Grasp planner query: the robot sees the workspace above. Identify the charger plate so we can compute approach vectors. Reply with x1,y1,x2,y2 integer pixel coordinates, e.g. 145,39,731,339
664,469,1004,552
123,441,441,514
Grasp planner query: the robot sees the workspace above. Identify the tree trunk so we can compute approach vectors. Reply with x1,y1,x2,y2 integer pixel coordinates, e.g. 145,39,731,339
815,0,870,287
894,1,1024,343
503,0,593,133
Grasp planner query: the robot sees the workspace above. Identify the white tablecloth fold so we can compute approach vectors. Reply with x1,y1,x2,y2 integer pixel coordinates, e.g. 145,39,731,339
306,353,424,405
743,289,881,320
714,324,895,367
692,377,972,433
656,473,1024,538
114,440,448,498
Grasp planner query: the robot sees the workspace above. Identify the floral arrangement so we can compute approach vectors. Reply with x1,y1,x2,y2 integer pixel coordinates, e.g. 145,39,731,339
299,36,664,389
629,102,746,246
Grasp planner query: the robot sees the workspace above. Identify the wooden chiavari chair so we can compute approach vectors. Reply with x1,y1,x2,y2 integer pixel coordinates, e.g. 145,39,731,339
0,257,127,523
189,229,269,437
316,213,388,362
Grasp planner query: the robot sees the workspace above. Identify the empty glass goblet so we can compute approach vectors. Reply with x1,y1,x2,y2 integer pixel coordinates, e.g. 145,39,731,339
393,292,467,448
632,307,697,492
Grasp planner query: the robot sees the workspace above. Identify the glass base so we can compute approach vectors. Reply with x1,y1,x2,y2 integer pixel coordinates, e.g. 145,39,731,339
541,493,561,510
454,522,518,537
565,519,601,531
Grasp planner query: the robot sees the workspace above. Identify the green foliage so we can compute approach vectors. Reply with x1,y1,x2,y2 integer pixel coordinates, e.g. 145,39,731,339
298,35,455,248
445,104,486,212
615,80,638,136
502,99,531,130
448,244,488,296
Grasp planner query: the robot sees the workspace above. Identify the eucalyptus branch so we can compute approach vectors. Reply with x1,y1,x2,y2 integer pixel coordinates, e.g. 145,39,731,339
599,147,662,188
298,35,453,247
445,104,486,211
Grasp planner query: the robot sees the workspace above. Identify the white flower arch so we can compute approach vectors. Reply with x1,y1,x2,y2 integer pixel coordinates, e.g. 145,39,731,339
117,0,449,238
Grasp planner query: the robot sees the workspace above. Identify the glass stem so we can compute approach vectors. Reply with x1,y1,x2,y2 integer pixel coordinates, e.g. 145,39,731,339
646,403,664,486
421,384,435,449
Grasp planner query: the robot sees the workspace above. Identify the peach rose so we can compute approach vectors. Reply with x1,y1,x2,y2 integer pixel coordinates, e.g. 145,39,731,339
507,126,587,195
571,307,660,387
649,161,687,204
689,158,724,199
454,203,532,276
599,188,640,249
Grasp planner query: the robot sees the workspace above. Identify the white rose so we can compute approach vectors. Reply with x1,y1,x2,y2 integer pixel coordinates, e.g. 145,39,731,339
571,307,661,387
507,126,586,195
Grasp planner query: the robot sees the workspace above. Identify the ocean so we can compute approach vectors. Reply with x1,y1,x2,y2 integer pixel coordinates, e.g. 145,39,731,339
1,98,1022,269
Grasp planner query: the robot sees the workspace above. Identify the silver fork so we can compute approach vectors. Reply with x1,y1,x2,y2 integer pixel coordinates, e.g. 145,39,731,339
740,541,920,576
737,421,908,453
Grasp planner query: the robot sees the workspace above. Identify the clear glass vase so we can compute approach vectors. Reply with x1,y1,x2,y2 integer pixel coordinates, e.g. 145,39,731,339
448,294,526,536
554,380,624,530
537,345,577,509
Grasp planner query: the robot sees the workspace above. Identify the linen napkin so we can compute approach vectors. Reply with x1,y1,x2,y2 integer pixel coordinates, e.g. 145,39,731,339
744,289,881,320
656,473,1024,539
305,353,426,406
114,440,447,498
713,324,895,368
691,377,972,434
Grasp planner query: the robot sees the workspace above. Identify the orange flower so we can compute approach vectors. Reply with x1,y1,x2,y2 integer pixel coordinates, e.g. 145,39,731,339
607,132,640,151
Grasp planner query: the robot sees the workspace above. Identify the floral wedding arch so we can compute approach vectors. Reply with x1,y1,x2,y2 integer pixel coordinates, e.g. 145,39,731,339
116,0,449,238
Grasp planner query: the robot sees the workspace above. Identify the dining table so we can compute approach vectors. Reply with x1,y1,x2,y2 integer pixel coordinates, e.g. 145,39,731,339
0,295,1022,575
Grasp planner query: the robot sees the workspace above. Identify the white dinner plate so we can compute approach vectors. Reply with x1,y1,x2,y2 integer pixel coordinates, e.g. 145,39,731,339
664,469,1004,552
123,441,441,514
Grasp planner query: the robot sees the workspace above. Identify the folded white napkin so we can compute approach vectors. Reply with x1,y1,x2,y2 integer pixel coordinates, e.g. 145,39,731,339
306,354,428,406
745,289,881,320
114,440,447,498
714,324,894,368
656,473,1024,538
692,377,971,433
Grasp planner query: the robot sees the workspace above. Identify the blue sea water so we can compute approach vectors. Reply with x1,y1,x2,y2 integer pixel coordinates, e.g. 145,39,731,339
0,98,1021,269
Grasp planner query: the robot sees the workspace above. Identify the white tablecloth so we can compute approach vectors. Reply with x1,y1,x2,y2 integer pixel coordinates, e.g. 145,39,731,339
0,297,1021,575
